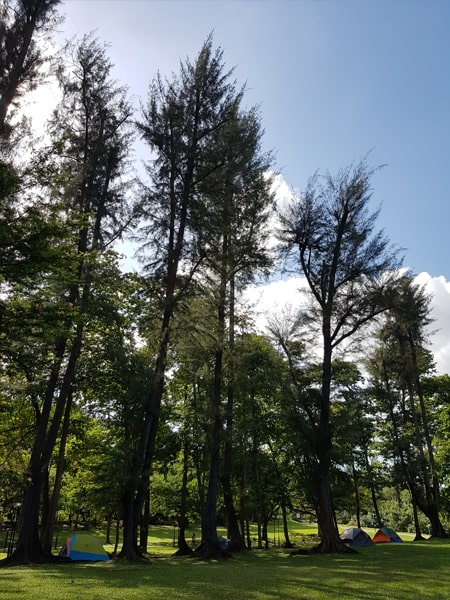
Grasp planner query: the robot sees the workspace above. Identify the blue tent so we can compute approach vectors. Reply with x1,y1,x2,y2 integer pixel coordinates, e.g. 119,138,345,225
340,527,374,548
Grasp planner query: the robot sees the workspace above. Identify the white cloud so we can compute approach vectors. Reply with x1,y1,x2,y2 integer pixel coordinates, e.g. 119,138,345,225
272,173,293,207
241,272,450,376
241,276,309,333
22,78,59,135
415,272,450,375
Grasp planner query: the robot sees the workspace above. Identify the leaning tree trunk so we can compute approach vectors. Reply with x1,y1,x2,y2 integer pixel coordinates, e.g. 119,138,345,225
118,314,172,560
42,391,73,554
416,496,447,538
3,320,85,565
1,461,48,565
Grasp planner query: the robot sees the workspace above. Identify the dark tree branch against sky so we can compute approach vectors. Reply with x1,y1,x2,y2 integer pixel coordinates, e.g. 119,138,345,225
24,1,450,373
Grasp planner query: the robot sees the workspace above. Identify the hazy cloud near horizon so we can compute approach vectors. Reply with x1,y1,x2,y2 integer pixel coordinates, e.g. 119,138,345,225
416,273,450,376
242,273,450,377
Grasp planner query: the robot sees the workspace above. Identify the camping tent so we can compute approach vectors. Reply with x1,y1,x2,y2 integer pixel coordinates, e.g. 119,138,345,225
372,526,402,543
59,534,109,561
339,527,373,548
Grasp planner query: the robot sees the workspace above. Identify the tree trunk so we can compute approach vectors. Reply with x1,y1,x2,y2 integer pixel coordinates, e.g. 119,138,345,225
139,491,150,553
351,463,361,529
197,349,223,559
173,438,193,556
40,465,50,543
173,515,192,556
417,497,447,538
221,276,245,552
3,329,78,564
113,513,121,557
118,491,142,560
5,243,92,564
363,446,383,528
410,489,425,541
404,375,447,537
256,516,263,549
313,326,348,553
1,467,48,565
197,280,226,560
281,502,293,548
118,319,171,560
409,335,446,537
315,472,345,552
42,392,73,554
245,519,252,549
105,514,112,545
221,475,244,552
262,518,269,549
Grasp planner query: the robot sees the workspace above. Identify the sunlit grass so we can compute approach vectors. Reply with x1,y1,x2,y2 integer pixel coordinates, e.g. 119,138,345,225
0,522,449,599
1,541,450,599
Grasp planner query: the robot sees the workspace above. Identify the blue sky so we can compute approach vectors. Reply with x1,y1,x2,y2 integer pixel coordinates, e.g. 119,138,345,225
53,0,450,373
57,0,450,279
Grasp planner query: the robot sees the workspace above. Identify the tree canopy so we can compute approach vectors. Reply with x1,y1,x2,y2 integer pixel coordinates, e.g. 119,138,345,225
0,8,448,567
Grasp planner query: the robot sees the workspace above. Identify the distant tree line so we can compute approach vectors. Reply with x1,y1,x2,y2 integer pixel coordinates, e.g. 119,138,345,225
0,0,448,566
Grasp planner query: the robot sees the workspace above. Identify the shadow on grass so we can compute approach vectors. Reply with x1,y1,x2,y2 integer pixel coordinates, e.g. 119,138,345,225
1,541,450,600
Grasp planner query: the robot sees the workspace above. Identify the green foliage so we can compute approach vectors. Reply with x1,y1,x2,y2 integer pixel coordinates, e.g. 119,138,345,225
0,160,20,196
0,0,61,136
0,0,446,561
366,487,429,533
365,278,446,536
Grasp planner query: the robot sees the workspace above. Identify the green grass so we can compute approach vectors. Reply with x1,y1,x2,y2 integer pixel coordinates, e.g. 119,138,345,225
0,526,449,599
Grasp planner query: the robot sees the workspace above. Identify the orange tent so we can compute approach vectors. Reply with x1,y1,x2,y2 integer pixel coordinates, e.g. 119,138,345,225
372,526,402,543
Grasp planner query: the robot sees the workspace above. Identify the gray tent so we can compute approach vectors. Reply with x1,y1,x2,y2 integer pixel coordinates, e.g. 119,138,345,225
340,527,374,548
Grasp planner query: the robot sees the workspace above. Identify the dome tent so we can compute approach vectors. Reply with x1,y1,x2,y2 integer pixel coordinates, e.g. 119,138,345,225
339,527,373,548
372,526,403,543
59,533,109,561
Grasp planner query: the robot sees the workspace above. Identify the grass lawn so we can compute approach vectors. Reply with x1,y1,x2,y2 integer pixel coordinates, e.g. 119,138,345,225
0,524,449,599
